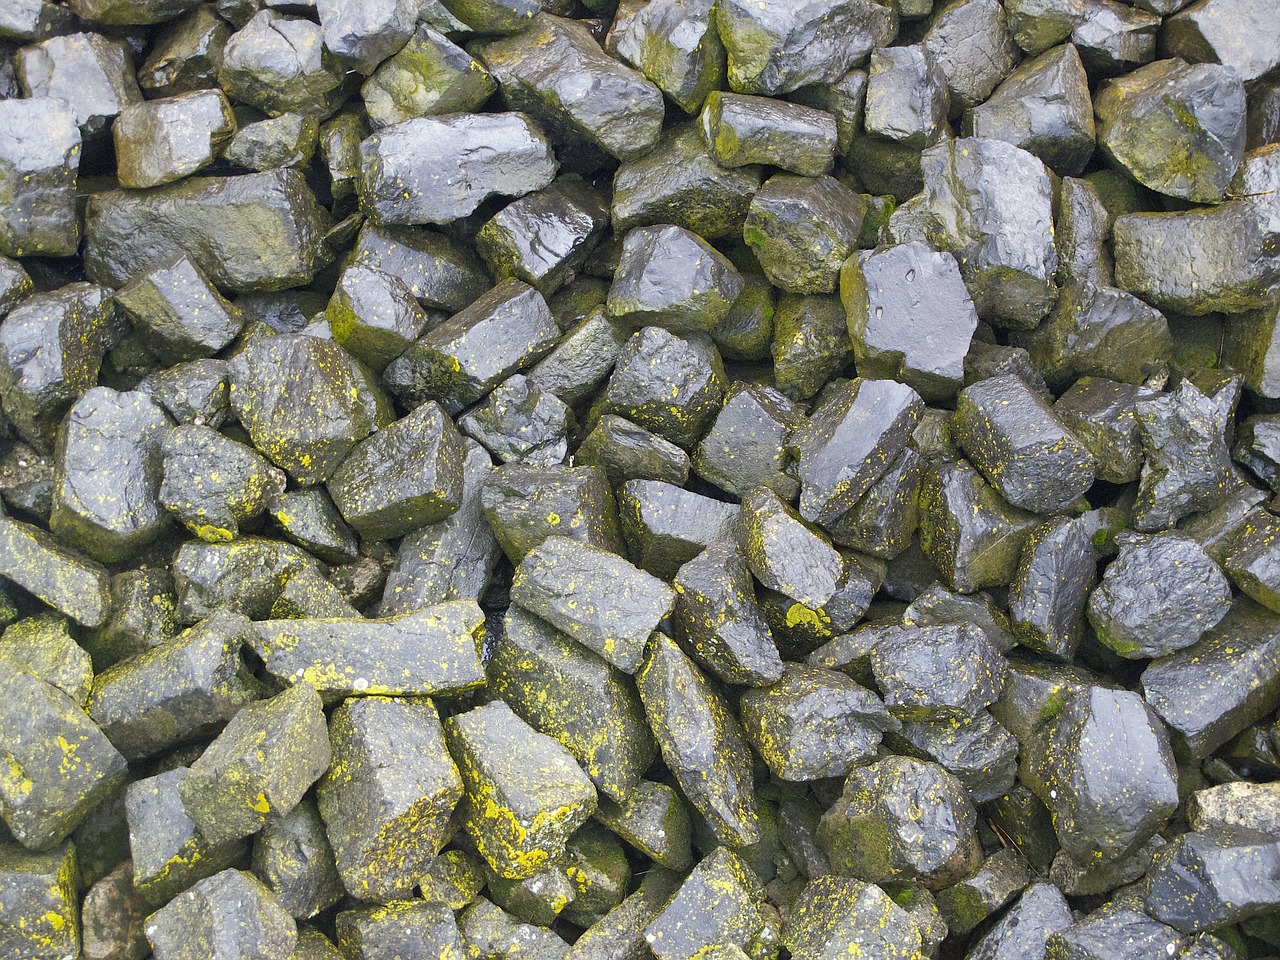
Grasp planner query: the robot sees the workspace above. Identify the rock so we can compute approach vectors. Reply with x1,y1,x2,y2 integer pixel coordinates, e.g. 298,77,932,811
250,603,486,701
0,97,81,258
740,664,897,781
349,221,490,312
218,12,346,118
144,359,231,429
738,486,843,609
636,633,762,848
229,332,385,486
357,113,557,225
789,377,924,527
611,124,762,240
88,609,264,761
1005,0,1084,55
480,462,623,563
144,869,297,960
1141,596,1280,758
476,15,665,163
965,42,1094,175
1095,58,1246,203
608,224,744,333
459,373,573,467
745,174,864,295
864,44,949,149
595,781,693,872
818,755,982,889
1009,516,1097,660
224,113,319,172
577,415,691,488
1132,380,1233,532
478,176,610,296
772,293,853,402
787,69,868,158
362,25,494,129
439,0,540,35
1088,533,1232,659
1046,900,1184,960
1022,686,1179,862
316,0,416,76
1055,177,1114,287
115,255,245,366
715,0,895,96
1144,828,1280,933
1049,835,1163,897
614,0,723,114
488,606,655,802
619,478,739,581
0,612,92,707
644,847,776,960
81,862,149,960
511,534,675,674
85,171,332,292
384,278,560,411
0,664,127,851
446,700,597,880
1072,0,1160,76
842,241,978,403
888,710,1019,803
0,509,112,628
316,696,462,900
888,138,1057,328
49,387,172,565
17,32,142,140
935,849,1029,936
0,844,81,959
953,373,1095,514
250,799,344,920
114,90,236,189
871,622,1008,720
782,876,924,960
602,327,727,450
694,382,804,499
1163,0,1280,85
966,883,1072,960
700,91,837,176
0,283,127,450
1112,201,1280,316
923,0,1021,109
138,6,229,96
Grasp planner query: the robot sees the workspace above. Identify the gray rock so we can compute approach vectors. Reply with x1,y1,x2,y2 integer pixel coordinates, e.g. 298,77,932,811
614,0,724,115
361,25,495,129
1163,0,1280,85
113,89,236,189
745,174,864,295
218,11,347,118
0,97,80,258
923,0,1021,109
316,0,416,75
864,44,949,149
17,32,142,140
700,90,838,176
607,224,743,334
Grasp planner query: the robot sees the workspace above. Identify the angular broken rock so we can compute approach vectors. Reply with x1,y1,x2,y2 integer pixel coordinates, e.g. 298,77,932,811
357,113,557,225
0,97,81,258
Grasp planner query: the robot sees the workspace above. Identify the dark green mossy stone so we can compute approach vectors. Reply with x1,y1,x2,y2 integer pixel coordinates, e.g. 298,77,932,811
608,224,744,334
445,700,597,881
362,25,494,129
576,415,691,489
325,263,429,373
88,609,264,762
488,606,656,802
694,382,803,500
250,799,343,919
782,875,924,960
701,90,837,176
614,0,724,114
316,696,462,900
0,97,80,258
0,611,92,706
620,479,738,581
480,462,623,563
160,424,283,543
595,780,693,872
870,622,1008,721
745,175,863,296
113,90,236,189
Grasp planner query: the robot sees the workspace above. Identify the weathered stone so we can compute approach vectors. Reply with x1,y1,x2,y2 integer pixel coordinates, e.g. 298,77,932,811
608,225,743,334
218,11,346,118
0,97,80,259
745,174,863,296
138,6,229,96
614,0,724,115
316,0,416,76
144,869,297,960
348,221,490,312
362,25,495,129
1009,516,1096,661
864,44,949,149
701,91,837,176
17,32,142,140
0,843,81,959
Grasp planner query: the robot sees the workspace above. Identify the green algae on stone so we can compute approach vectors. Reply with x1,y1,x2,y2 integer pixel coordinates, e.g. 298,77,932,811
0,664,127,852
445,700,597,881
229,332,386,486
0,97,81,258
116,255,245,366
337,899,467,959
112,89,235,189
88,609,264,762
781,875,924,960
327,398,464,540
737,487,843,611
740,664,897,782
325,263,429,373
218,11,346,118
636,633,762,849
488,606,656,802
1052,378,1155,484
614,0,724,114
0,842,80,959
480,462,624,563
252,602,486,701
511,534,675,674
0,512,110,629
576,416,691,489
745,175,864,295
644,846,778,960
459,898,569,959
459,373,574,468
0,611,92,707
80,860,149,960
85,170,332,293
568,867,683,960
316,696,462,900
418,848,486,910
527,308,630,408
384,278,560,412
818,755,982,890
179,683,331,845
1144,829,1280,934
160,424,284,542
137,5,229,96
224,113,319,172
145,868,297,960
250,799,344,920
125,767,249,907
701,90,837,176
361,25,494,129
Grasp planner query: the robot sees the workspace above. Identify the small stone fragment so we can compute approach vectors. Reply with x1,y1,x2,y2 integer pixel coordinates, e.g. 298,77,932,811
113,90,236,189
594,781,693,872
316,0,416,76
745,174,864,295
694,383,803,499
349,221,491,312
700,91,837,176
644,847,776,960
224,113,319,172
871,622,1008,721
138,6,229,97
446,700,597,880
619,479,738,581
0,612,92,707
864,44,949,150
361,25,495,129
966,882,1072,960
160,424,283,542
737,487,844,610
818,755,982,889
608,224,744,334
1144,828,1280,934
1008,516,1096,660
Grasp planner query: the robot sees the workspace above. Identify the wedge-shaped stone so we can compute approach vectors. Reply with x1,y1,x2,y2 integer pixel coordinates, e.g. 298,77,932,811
0,508,112,628
445,700,597,880
316,696,462,900
144,869,296,960
251,602,486,702
644,847,776,960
